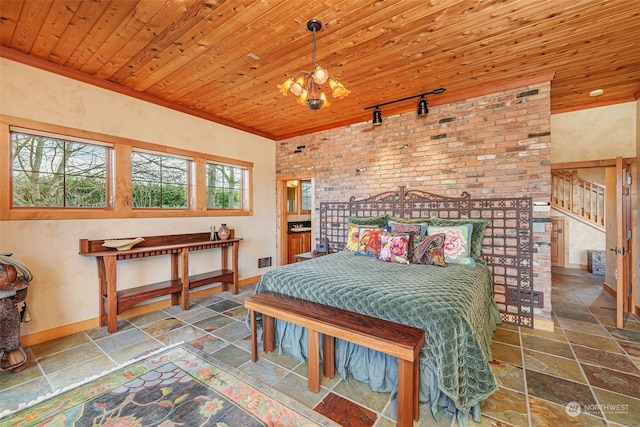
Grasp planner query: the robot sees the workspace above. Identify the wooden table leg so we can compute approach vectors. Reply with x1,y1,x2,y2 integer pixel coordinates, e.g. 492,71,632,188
250,310,258,362
231,241,239,294
178,250,189,309
221,245,229,292
103,256,118,333
413,355,420,420
96,257,107,327
322,334,335,379
397,359,413,427
307,329,320,392
263,314,275,353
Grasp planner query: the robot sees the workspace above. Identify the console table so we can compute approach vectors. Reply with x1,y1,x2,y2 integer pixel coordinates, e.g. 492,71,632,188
79,232,241,333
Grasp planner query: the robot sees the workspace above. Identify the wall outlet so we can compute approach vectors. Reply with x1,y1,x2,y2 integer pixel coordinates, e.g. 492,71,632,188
258,257,272,268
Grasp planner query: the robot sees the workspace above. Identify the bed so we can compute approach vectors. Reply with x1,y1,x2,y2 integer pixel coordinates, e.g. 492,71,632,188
250,187,533,424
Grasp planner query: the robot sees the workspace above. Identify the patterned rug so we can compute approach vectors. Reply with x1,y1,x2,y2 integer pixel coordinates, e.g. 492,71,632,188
1,344,338,426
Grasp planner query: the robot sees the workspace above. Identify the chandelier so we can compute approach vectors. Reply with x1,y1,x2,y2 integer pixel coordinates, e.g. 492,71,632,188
277,19,350,110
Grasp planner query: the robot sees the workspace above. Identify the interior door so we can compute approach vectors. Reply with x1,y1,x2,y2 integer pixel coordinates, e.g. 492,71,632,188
551,217,565,267
615,157,633,328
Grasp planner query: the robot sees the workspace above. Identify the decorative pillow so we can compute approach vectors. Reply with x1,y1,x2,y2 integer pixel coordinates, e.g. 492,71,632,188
388,217,434,235
345,225,377,252
348,215,389,227
412,233,447,266
430,218,490,260
355,227,388,257
388,220,423,235
378,232,411,264
427,224,475,266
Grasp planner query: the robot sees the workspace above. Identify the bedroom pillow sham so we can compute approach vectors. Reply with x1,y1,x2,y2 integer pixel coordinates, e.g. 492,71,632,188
388,217,433,235
378,231,411,264
388,220,424,235
430,218,491,260
348,215,390,227
411,233,447,266
345,224,378,252
427,224,475,266
355,227,389,258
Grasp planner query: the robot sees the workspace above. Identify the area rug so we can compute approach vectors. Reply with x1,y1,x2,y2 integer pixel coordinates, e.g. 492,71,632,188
1,344,338,426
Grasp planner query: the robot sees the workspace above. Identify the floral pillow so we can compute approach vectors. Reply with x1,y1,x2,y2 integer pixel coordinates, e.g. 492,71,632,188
427,224,475,266
430,218,490,260
412,233,447,266
378,232,411,264
355,227,389,257
346,225,377,252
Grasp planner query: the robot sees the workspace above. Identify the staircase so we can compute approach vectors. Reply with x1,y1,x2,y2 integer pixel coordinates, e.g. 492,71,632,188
551,170,605,230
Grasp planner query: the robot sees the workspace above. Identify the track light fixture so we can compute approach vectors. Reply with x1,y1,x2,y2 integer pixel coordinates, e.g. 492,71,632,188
365,88,445,125
372,107,383,125
277,19,350,110
417,96,429,116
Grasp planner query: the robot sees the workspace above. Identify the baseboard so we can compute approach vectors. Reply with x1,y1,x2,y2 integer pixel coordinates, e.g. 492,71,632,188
602,283,640,316
20,275,261,347
565,263,588,270
603,281,616,298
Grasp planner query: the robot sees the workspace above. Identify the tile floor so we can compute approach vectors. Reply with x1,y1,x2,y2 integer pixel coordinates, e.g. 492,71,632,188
1,267,639,426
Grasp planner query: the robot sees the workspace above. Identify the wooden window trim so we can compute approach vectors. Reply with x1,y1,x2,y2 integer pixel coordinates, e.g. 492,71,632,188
0,115,253,220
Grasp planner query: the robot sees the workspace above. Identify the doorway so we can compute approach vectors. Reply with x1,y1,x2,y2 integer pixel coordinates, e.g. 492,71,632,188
552,158,637,325
277,176,315,265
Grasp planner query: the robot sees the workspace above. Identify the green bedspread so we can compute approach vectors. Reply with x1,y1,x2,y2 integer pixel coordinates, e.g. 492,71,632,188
253,251,500,419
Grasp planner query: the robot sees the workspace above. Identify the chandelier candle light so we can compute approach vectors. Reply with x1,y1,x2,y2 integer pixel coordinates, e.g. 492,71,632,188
278,19,350,110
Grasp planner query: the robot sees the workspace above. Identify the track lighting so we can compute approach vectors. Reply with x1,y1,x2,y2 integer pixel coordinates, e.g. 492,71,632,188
372,107,382,125
417,96,428,116
365,88,445,125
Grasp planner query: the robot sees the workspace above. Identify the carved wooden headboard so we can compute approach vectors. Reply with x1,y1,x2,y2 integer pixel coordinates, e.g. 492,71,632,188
319,186,535,328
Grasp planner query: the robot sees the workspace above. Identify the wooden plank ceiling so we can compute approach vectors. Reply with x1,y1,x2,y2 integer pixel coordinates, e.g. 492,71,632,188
1,0,639,140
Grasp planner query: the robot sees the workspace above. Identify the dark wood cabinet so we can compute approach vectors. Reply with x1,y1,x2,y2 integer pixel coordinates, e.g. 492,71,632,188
287,231,311,263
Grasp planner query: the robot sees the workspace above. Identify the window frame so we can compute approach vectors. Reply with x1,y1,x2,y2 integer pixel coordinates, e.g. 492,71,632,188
10,127,113,210
131,149,192,210
205,161,250,211
0,116,253,220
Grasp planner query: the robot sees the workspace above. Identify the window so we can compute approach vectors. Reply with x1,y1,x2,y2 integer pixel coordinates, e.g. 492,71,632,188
131,151,189,208
2,117,253,219
286,179,312,214
301,179,312,212
206,163,247,209
11,129,108,208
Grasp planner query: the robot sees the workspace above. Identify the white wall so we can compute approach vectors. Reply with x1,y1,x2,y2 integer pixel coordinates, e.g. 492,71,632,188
551,209,605,268
552,101,637,163
0,58,277,336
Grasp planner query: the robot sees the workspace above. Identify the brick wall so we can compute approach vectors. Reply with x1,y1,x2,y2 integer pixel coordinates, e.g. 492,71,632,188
277,82,553,327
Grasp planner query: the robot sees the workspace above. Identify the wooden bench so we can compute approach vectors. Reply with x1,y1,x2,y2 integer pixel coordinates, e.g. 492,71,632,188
244,291,425,427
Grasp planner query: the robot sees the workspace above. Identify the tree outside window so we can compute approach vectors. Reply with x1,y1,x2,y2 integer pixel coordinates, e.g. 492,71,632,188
11,131,107,208
131,151,189,208
4,120,253,219
206,163,245,209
